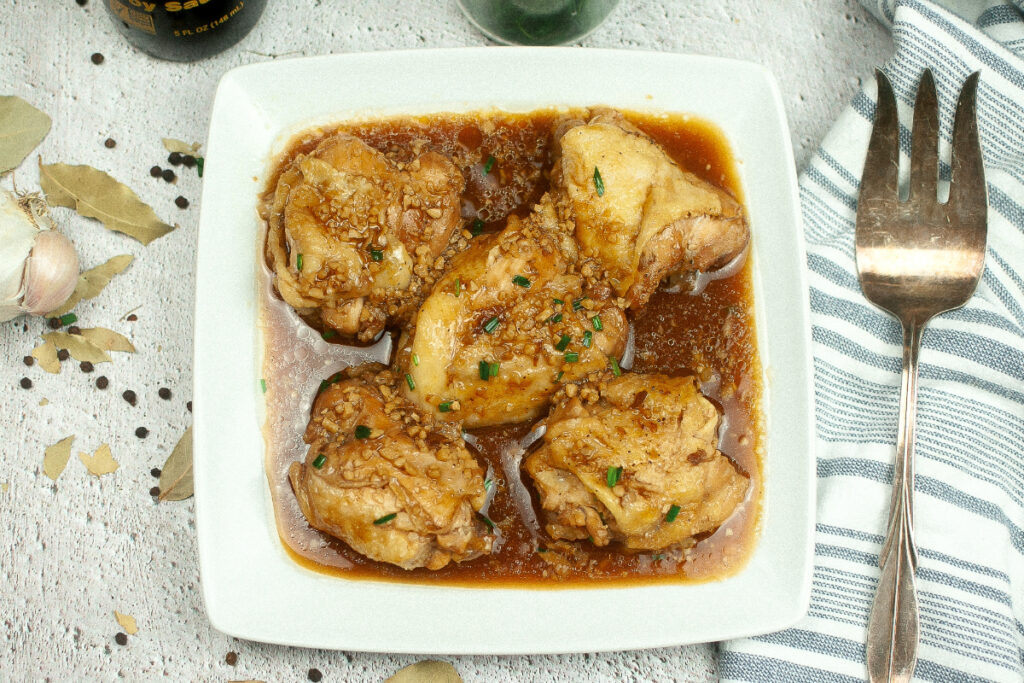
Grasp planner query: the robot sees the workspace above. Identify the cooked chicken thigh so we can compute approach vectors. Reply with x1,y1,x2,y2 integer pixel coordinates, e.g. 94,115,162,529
525,372,748,550
554,111,749,309
397,195,629,428
267,133,466,342
288,364,494,570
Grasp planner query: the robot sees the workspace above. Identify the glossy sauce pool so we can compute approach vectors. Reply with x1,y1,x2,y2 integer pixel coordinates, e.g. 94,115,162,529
258,109,764,587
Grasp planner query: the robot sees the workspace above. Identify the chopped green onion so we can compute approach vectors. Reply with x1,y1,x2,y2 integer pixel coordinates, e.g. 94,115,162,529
412,353,420,366
438,401,453,413
321,329,337,341
609,356,622,376
484,478,494,491
479,360,490,381
489,361,500,378
318,380,328,392
454,277,461,297
652,553,665,562
405,373,416,390
572,298,584,311
582,330,593,348
606,465,623,488
476,511,495,530
369,249,384,262
373,513,397,525
483,155,496,174
296,253,304,271
666,504,681,523
593,166,605,196
537,546,548,553
555,371,564,381
259,379,267,394
196,157,204,177
548,313,563,324
483,316,500,334
59,313,77,326
552,298,565,305
312,453,326,469
591,315,603,331
354,425,371,439
512,275,531,288
471,219,485,236
564,351,579,363
555,334,571,352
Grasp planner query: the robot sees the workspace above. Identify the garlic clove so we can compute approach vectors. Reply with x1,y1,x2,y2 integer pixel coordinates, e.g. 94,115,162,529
0,190,37,320
21,229,80,316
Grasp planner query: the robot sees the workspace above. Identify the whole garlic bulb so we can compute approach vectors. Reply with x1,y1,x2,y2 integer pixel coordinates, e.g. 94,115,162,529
0,187,79,322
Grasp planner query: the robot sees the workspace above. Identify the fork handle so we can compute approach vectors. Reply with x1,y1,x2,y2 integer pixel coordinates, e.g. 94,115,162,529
866,321,923,682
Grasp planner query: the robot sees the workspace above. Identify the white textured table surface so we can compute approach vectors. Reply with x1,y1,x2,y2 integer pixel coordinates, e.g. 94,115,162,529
0,1,890,680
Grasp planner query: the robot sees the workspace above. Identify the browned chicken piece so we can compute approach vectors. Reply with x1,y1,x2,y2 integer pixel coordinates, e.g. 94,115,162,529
553,110,749,309
396,194,629,428
266,133,466,342
288,364,494,570
524,372,748,550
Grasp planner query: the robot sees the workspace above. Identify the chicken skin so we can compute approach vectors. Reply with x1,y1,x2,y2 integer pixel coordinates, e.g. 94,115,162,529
554,110,749,309
267,133,466,342
524,372,748,550
397,195,629,429
288,364,494,570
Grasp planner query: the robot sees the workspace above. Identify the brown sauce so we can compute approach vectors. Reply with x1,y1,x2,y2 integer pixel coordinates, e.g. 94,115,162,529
259,109,763,587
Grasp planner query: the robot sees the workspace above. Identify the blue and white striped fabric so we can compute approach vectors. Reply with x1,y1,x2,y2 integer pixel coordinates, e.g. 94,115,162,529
719,1,1024,680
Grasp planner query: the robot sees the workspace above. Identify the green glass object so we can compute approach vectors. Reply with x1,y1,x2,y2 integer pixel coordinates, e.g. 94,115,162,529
458,0,621,45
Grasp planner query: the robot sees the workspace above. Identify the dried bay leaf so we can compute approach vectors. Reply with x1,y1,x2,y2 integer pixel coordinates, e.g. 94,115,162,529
42,331,110,363
38,162,174,245
79,327,135,353
31,338,61,373
114,611,138,635
79,443,118,476
0,96,51,174
162,138,201,155
43,435,74,480
385,661,463,683
48,254,133,317
158,426,193,501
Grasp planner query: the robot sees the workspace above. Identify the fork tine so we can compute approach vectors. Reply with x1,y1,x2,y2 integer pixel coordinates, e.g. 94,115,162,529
949,72,985,214
909,70,939,203
859,70,900,213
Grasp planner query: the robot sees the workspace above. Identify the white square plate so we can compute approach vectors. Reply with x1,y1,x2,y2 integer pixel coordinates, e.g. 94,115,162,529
194,48,815,655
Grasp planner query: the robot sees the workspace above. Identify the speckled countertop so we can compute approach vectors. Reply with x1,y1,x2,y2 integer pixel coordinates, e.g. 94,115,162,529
0,1,890,680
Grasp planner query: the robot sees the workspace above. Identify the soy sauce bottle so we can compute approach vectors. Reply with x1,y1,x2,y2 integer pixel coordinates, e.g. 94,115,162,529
105,0,268,61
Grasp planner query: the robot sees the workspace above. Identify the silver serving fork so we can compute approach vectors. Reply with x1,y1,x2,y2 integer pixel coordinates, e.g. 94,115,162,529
856,69,987,682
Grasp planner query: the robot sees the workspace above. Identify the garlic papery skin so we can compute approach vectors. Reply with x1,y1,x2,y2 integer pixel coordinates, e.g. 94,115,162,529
0,187,79,322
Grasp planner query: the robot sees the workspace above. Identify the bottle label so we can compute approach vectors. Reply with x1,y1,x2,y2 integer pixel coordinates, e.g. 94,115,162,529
109,0,156,34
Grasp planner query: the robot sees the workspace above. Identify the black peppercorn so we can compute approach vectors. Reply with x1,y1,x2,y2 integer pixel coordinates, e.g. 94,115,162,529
123,389,137,406
114,632,127,645
183,155,196,168
168,152,182,166
151,467,161,478
308,669,323,682
150,165,162,178
91,52,104,65
174,196,189,209
96,376,109,389
56,349,69,361
158,387,171,400
104,138,116,148
48,317,61,329
23,356,34,366
135,427,149,438
149,486,160,497
225,651,238,666
67,325,81,335
80,361,94,373
161,168,175,182
20,377,32,389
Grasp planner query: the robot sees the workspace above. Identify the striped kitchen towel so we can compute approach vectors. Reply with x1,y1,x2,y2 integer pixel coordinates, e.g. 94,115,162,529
719,1,1024,681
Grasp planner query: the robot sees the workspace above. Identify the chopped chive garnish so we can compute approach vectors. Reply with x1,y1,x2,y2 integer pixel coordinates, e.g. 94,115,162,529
564,351,579,363
479,359,490,380
312,453,326,469
593,166,605,196
555,334,571,352
483,155,496,174
537,546,548,553
552,298,564,305
666,504,681,523
582,330,593,348
471,219,485,236
606,465,623,488
609,356,622,376
572,298,584,311
548,313,563,324
454,277,461,297
438,401,453,413
296,253,303,271
476,511,495,530
555,371,564,381
260,379,267,393
318,380,328,392
59,313,77,326
369,248,384,262
484,477,494,491
374,513,397,525
512,275,531,288
321,329,337,341
591,315,603,331
405,373,416,390
354,425,371,439
652,553,665,561
412,353,420,366
196,157,204,177
489,361,500,378
483,316,499,334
